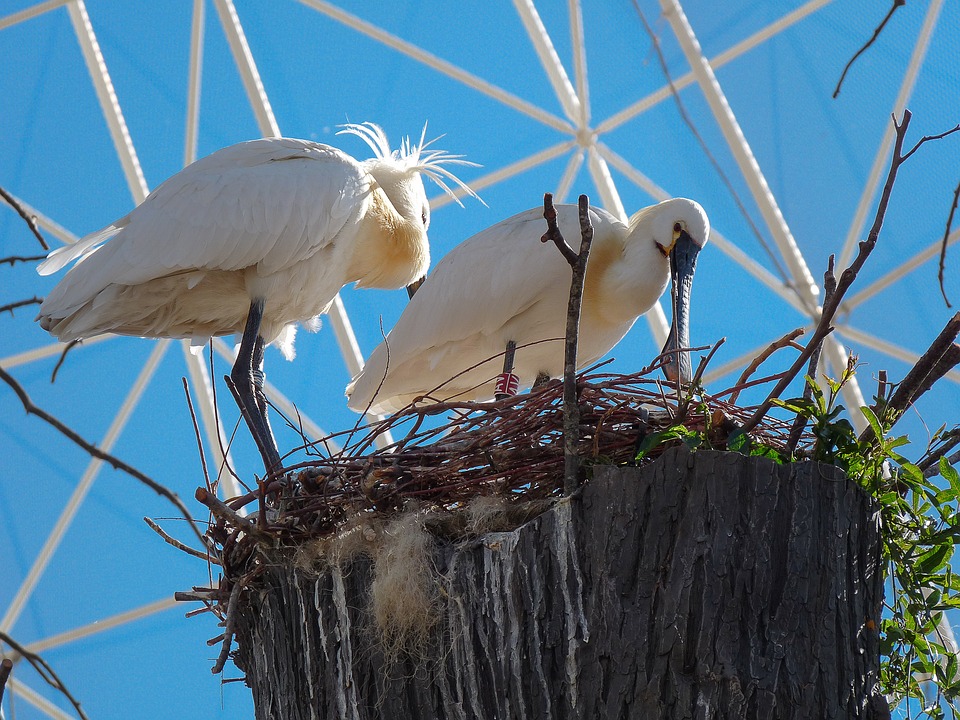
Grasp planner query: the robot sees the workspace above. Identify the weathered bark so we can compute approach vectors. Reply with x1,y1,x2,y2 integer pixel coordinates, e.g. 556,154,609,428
233,447,885,719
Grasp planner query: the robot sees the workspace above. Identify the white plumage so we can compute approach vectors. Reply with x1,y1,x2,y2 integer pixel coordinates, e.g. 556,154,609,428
37,122,476,468
346,198,709,415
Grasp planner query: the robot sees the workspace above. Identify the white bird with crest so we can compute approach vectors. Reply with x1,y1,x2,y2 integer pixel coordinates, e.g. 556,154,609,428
37,122,477,470
346,198,709,415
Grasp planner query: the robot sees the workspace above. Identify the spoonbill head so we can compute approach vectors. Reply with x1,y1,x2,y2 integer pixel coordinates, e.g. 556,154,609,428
346,197,709,415
36,122,477,470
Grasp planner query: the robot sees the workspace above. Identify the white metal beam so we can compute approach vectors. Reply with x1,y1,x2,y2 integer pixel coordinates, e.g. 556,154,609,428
836,0,945,272
429,139,578,210
838,324,960,385
7,679,75,720
68,0,148,203
0,0,70,32
597,0,834,135
845,228,960,312
1,340,170,632
568,0,589,128
210,0,279,137
184,0,205,168
24,598,178,654
0,336,110,370
659,0,819,309
297,0,573,134
512,0,582,124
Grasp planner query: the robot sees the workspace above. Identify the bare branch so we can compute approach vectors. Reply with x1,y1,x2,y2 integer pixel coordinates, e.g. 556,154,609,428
0,631,89,720
939,180,960,308
0,297,42,317
728,328,805,405
539,192,579,266
144,517,219,564
743,110,958,433
0,364,206,547
51,339,81,383
541,193,594,493
194,487,273,545
788,256,838,452
0,185,49,250
1,254,45,266
212,578,244,674
832,0,906,99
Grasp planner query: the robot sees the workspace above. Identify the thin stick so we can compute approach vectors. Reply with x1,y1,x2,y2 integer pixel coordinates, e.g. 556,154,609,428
541,193,594,494
833,0,905,99
194,487,272,544
0,631,88,720
743,110,958,434
0,297,42,316
728,328,805,405
0,185,49,250
787,257,838,452
0,364,206,547
144,517,220,564
939,180,960,308
182,377,212,493
50,339,81,383
212,579,243,674
0,254,45,266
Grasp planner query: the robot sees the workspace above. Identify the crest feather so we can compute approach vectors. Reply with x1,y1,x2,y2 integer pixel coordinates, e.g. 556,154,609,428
338,122,483,207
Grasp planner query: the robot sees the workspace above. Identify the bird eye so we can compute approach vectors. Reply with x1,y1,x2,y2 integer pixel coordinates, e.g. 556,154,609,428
673,222,683,233
421,207,429,228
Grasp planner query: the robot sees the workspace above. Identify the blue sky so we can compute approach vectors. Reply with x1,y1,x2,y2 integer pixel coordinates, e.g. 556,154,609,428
2,1,960,717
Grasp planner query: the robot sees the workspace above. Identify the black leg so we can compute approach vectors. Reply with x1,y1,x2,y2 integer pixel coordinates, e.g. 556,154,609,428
495,340,519,400
230,299,282,472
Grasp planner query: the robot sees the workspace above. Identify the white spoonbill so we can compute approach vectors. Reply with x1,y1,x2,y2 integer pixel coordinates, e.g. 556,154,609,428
37,122,477,471
346,198,708,415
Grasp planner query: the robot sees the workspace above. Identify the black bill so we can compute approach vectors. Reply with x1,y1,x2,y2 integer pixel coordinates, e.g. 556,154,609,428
661,229,701,384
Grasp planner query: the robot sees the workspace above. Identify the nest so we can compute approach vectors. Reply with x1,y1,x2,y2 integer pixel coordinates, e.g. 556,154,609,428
222,366,798,546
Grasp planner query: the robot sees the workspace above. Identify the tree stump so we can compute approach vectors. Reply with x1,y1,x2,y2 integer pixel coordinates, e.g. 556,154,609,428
232,447,885,719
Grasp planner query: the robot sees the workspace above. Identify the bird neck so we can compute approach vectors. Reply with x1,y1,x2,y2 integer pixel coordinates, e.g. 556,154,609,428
349,188,429,290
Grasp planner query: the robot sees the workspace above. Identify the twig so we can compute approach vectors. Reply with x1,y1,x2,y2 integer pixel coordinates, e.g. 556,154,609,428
743,110,957,434
182,378,212,493
212,578,244,674
194,487,272,544
728,328,805,405
1,254,45,266
0,185,49,250
539,193,579,265
938,180,960,308
541,193,593,494
833,0,906,99
924,449,960,479
0,364,206,547
787,257,838,452
0,631,88,720
918,430,960,474
0,297,42,316
50,339,80,383
144,517,220,564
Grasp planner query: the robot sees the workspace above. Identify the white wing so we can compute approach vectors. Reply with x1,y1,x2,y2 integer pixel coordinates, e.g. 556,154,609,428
348,205,623,412
40,138,370,311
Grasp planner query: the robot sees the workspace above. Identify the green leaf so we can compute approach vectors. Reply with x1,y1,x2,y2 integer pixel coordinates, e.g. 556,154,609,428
861,405,885,441
727,429,748,453
916,543,953,575
942,456,960,490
